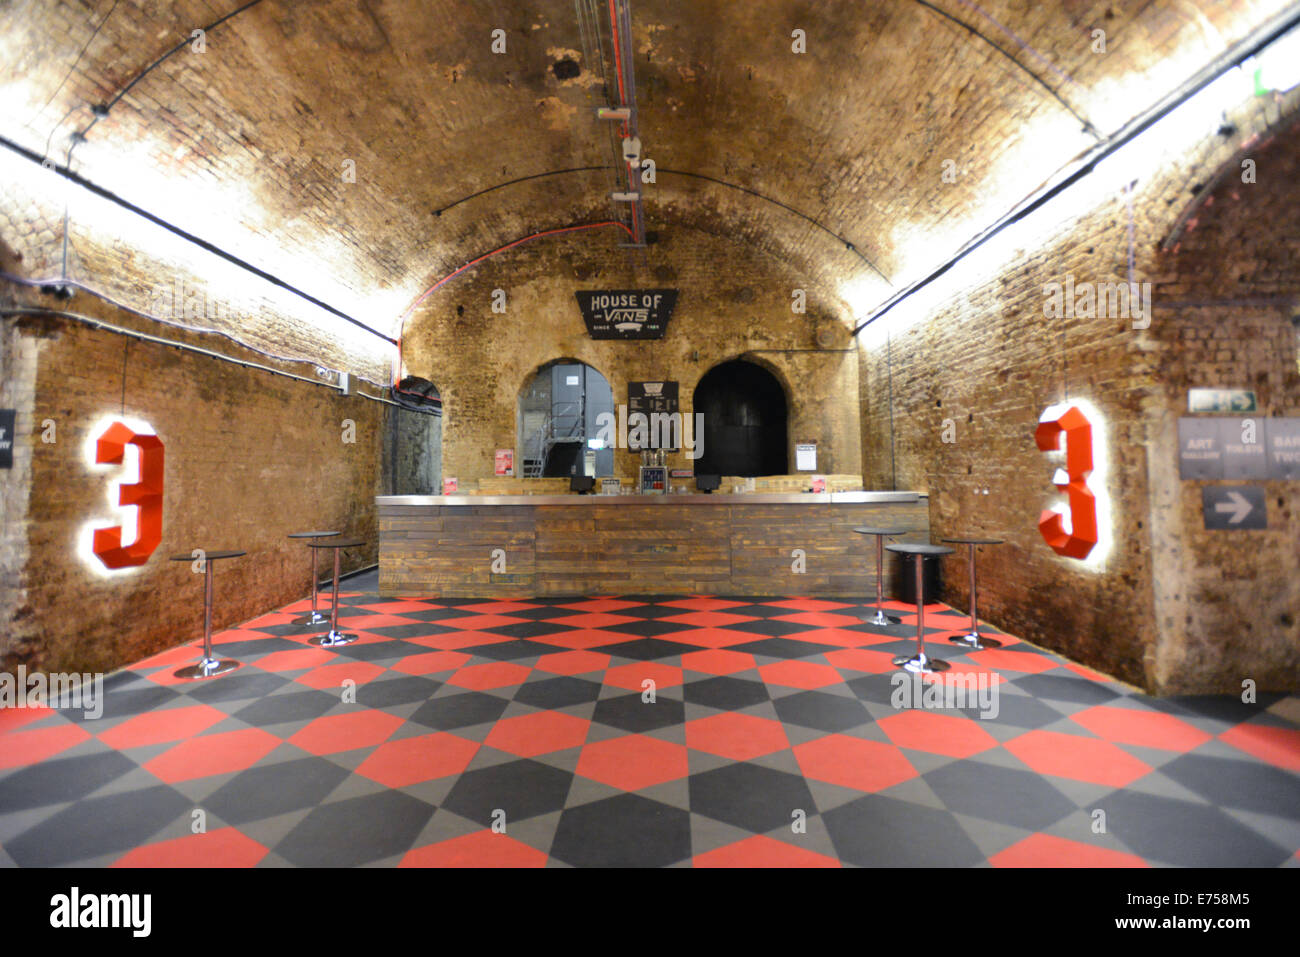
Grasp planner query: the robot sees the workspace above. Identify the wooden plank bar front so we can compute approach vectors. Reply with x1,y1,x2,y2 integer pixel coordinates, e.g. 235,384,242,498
377,492,930,598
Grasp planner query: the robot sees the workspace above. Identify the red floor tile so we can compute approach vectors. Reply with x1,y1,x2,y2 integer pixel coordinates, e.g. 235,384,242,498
333,613,424,631
452,600,542,614
694,834,841,868
484,711,590,757
657,597,750,611
824,648,898,674
355,732,480,787
670,627,766,649
969,647,1059,674
603,661,684,692
877,709,1000,758
685,712,789,760
1219,722,1300,773
660,610,758,628
287,710,404,756
144,728,283,783
400,830,547,867
445,662,531,690
680,649,757,675
793,735,918,792
406,631,514,651
0,704,54,734
1005,730,1153,788
97,704,228,750
789,627,876,648
293,661,386,690
535,628,640,650
112,827,269,867
1070,705,1212,752
551,612,640,629
576,734,689,790
391,650,472,676
1062,661,1114,683
0,722,92,770
250,647,338,673
534,650,611,676
764,598,855,612
989,833,1148,868
557,598,648,612
133,644,210,671
771,611,864,627
352,599,444,614
433,614,528,631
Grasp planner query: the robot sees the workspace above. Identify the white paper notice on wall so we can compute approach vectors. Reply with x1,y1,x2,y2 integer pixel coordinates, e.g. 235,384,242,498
795,442,817,472
566,375,579,386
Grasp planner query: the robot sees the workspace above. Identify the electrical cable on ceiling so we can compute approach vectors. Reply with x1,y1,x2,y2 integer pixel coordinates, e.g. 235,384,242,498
30,0,121,136
393,220,634,390
1,305,398,406
0,269,372,379
910,0,1098,137
425,165,888,280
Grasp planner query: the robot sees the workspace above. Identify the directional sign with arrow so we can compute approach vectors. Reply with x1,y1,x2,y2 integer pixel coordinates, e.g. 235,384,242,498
1202,486,1268,530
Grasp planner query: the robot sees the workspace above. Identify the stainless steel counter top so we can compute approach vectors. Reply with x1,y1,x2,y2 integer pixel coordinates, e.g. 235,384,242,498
377,491,926,506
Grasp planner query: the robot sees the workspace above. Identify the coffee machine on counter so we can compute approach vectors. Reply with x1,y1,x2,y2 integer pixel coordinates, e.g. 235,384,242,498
638,448,667,494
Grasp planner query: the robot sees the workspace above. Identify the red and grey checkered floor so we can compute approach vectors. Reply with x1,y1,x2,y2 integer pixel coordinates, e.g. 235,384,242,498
3,571,1298,867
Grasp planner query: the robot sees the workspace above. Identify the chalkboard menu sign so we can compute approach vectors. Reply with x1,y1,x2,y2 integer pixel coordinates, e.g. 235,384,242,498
629,382,679,451
576,289,678,339
628,381,679,416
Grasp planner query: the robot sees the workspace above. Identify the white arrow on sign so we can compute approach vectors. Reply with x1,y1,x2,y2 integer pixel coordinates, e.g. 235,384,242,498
1214,490,1254,524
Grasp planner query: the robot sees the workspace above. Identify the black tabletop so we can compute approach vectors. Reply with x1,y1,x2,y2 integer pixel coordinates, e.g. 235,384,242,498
853,526,917,536
288,530,341,539
169,550,246,561
306,538,366,549
942,537,1005,545
886,543,954,557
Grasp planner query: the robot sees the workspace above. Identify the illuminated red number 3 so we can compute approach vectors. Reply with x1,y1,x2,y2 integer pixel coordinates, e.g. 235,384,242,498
1034,406,1098,560
92,421,164,568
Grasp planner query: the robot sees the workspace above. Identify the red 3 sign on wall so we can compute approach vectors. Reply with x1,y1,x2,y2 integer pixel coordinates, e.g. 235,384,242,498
1035,405,1098,560
91,420,164,569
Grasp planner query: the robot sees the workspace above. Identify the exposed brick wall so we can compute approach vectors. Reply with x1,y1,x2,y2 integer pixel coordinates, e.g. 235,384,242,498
1,287,397,676
1145,119,1300,693
405,226,861,484
858,111,1300,695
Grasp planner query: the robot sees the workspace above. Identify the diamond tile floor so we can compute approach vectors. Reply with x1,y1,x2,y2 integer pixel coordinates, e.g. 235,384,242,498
2,570,1297,868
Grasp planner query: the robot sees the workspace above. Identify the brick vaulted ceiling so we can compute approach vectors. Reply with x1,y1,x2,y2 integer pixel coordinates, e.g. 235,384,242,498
1,0,1296,381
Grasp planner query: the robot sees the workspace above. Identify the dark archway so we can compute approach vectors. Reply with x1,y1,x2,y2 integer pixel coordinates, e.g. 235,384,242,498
692,360,788,477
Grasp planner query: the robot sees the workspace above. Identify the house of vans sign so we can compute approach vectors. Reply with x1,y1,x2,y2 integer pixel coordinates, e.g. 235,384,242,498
576,290,678,339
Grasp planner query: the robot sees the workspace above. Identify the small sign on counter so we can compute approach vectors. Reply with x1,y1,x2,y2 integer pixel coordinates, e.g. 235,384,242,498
443,477,458,494
495,449,514,476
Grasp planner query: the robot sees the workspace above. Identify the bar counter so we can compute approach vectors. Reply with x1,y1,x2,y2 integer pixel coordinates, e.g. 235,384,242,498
376,491,931,598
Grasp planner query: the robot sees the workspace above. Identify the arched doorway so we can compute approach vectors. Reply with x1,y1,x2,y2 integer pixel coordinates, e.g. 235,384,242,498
692,360,788,476
389,375,442,494
518,361,615,478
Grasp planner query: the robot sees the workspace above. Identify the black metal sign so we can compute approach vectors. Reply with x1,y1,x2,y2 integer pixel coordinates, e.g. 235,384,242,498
576,289,678,339
1202,486,1267,530
0,409,14,469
